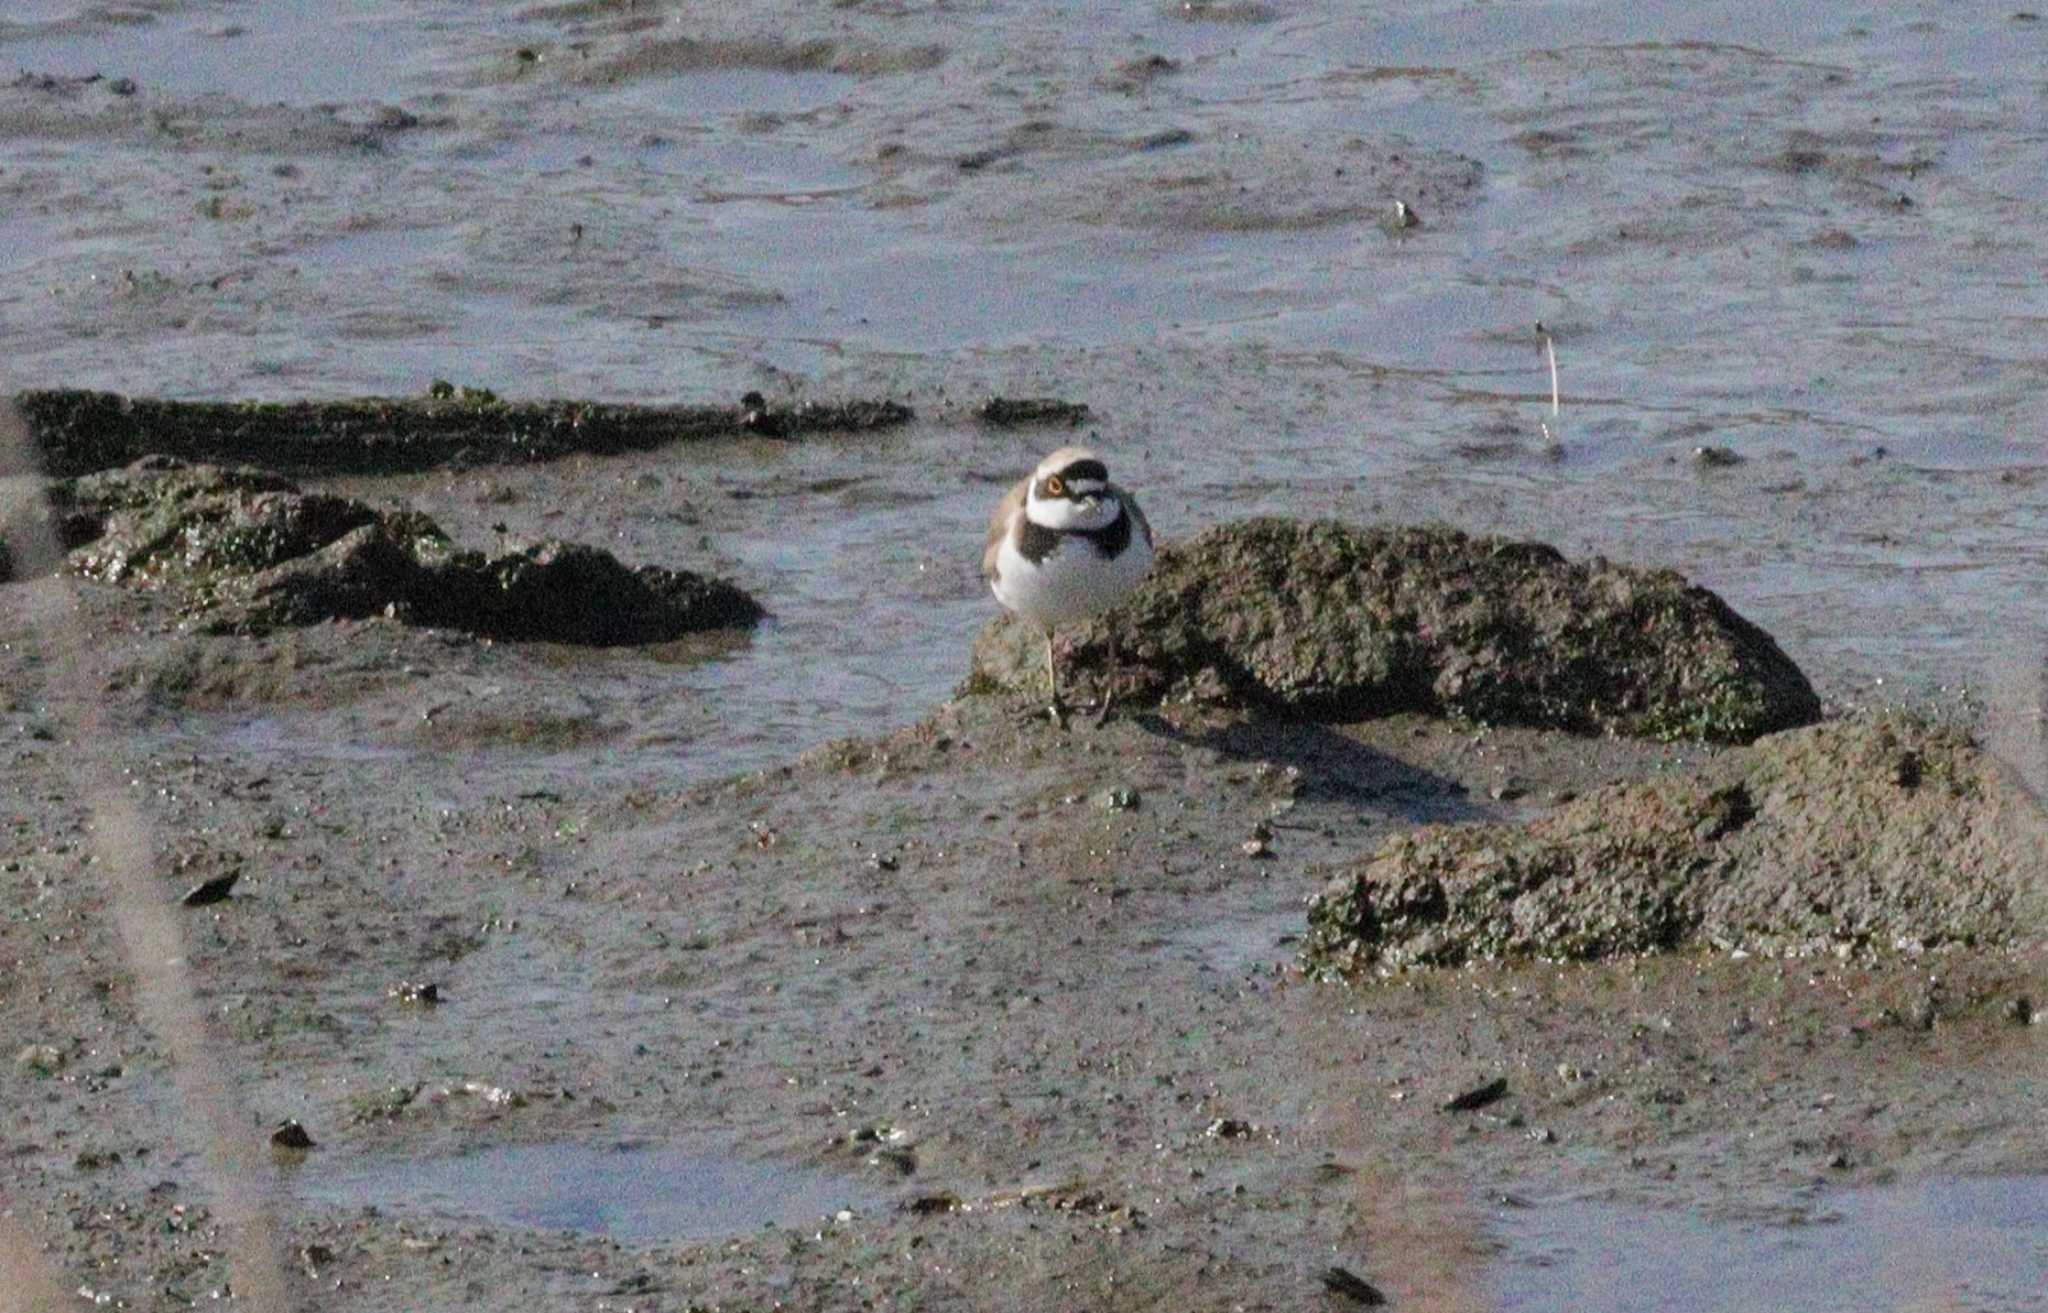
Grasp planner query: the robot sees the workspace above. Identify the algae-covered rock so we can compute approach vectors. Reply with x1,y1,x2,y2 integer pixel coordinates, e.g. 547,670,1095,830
219,529,762,644
1303,714,2048,973
15,388,914,477
969,518,1818,743
26,457,762,643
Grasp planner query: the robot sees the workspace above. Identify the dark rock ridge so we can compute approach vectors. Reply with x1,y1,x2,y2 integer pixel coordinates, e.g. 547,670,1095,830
4,457,762,644
969,518,1819,743
1304,713,2048,973
14,388,913,477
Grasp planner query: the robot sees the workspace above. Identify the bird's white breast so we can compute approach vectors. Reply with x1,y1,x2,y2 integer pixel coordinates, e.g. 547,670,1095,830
992,520,1152,630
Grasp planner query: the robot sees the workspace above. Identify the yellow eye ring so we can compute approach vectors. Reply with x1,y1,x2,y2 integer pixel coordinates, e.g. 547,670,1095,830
1045,475,1065,496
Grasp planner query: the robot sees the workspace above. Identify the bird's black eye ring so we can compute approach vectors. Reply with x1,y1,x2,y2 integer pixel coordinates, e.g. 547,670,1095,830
1044,475,1065,497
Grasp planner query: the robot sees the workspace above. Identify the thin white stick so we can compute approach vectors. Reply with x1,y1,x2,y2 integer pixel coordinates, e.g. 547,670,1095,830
1536,325,1562,446
1545,333,1561,417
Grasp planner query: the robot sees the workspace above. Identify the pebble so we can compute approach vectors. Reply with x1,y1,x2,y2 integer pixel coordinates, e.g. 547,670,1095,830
388,981,441,1006
270,1120,316,1150
1441,1076,1509,1113
1380,199,1421,235
180,871,240,907
14,1043,65,1074
1320,1265,1387,1305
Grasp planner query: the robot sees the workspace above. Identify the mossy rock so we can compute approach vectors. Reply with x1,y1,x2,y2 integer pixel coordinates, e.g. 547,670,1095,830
969,518,1819,743
1303,713,2048,974
16,456,762,644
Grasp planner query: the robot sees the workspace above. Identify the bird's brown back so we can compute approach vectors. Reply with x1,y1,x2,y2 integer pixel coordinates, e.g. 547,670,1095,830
981,475,1029,585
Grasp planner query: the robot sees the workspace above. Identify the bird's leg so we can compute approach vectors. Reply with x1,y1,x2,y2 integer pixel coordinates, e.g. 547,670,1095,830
1094,625,1119,723
1044,627,1067,727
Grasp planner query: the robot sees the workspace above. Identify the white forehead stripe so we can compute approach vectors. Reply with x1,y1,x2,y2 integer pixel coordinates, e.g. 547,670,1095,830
1033,447,1103,479
1061,478,1107,495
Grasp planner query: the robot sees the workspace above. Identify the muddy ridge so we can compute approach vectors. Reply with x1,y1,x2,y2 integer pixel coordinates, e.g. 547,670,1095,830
970,518,1821,743
13,388,915,477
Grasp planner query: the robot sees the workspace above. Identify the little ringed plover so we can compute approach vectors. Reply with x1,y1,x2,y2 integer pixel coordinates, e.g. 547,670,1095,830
983,446,1154,718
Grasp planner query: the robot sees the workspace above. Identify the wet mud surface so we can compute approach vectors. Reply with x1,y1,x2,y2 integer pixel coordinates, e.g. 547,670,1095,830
6,573,2048,1309
7,0,2048,1310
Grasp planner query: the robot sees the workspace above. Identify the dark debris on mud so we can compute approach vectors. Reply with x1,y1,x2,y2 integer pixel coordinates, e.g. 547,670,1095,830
976,396,1092,428
1305,713,2048,973
15,388,914,477
970,518,1821,744
8,456,762,644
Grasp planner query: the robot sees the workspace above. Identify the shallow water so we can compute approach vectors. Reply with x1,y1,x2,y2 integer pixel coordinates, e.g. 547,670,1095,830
1492,1176,2048,1313
5,0,2047,774
299,1141,880,1243
213,714,416,762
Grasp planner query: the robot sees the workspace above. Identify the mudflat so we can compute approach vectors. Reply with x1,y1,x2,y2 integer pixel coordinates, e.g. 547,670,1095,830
5,1,2048,1309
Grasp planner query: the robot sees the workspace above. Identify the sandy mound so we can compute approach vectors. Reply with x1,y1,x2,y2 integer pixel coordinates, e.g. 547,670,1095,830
1305,713,2048,972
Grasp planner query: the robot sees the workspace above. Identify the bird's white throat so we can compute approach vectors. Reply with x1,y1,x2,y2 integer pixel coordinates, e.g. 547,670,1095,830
1026,489,1120,531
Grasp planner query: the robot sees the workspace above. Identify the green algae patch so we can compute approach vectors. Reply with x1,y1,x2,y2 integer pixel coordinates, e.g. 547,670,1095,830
20,456,762,643
969,518,1819,743
14,389,914,477
1304,713,2048,974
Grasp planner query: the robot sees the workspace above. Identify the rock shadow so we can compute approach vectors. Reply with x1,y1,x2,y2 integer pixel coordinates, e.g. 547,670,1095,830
1133,710,1484,826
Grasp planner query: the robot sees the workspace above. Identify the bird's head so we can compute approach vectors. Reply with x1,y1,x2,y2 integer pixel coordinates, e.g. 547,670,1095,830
1025,447,1120,531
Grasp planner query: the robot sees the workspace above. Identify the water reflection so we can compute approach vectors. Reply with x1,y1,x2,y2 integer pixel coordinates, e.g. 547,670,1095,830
302,1141,881,1243
1493,1176,2048,1313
